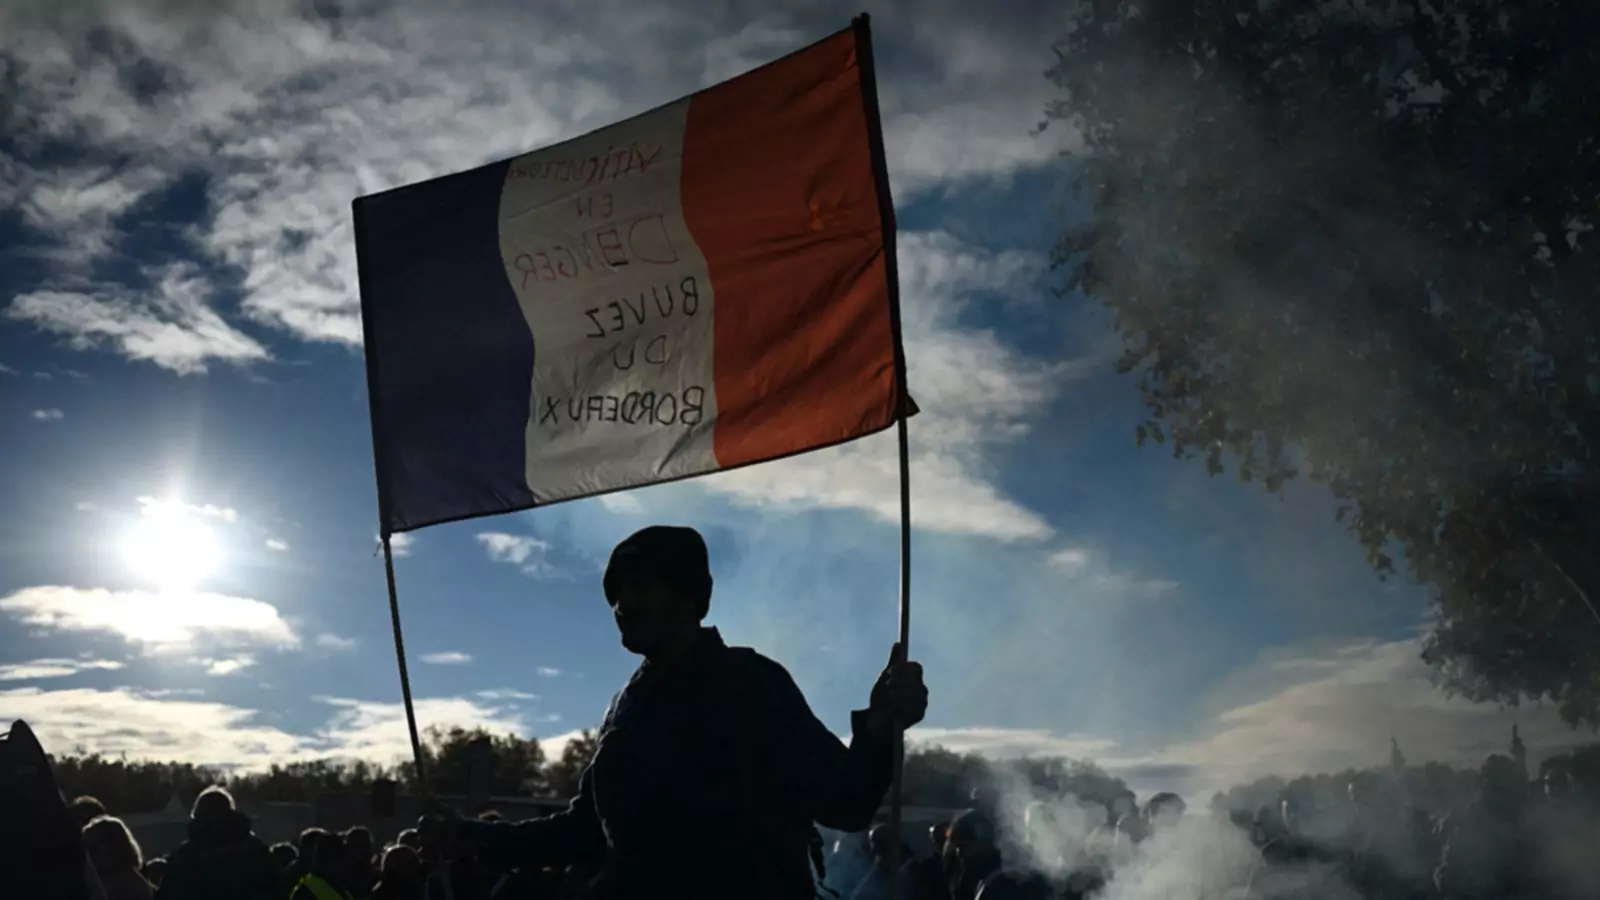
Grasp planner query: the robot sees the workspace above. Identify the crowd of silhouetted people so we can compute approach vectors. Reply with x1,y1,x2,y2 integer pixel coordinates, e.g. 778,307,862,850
66,745,1600,900
821,748,1600,900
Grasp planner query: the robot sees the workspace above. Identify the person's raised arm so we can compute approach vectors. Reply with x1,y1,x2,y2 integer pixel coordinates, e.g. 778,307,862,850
746,644,926,832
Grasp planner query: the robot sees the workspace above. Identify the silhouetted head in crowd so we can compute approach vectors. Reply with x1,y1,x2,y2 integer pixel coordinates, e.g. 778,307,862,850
930,820,951,855
478,810,502,822
395,828,421,850
1250,805,1289,846
1278,798,1297,833
1108,790,1137,825
1144,792,1186,830
344,826,375,866
83,815,143,873
190,785,235,821
70,795,108,828
1540,758,1573,799
1347,771,1396,817
1480,754,1526,818
141,857,167,887
270,841,298,871
969,785,1001,818
314,832,350,885
867,824,896,861
945,809,1002,891
603,526,713,658
299,827,329,872
380,844,422,885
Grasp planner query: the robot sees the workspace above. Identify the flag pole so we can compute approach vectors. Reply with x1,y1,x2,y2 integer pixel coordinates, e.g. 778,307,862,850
853,13,911,900
382,534,430,797
887,409,913,900
354,196,432,801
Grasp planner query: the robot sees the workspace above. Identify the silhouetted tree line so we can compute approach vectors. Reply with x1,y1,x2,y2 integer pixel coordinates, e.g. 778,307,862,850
47,728,1127,816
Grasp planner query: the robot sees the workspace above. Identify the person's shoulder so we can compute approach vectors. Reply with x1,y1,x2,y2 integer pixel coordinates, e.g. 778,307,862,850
722,645,793,681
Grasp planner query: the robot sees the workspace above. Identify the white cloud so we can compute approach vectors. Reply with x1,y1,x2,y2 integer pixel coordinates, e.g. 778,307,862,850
475,532,559,576
475,532,547,566
1049,547,1090,572
476,688,538,701
265,537,290,552
536,666,562,677
305,694,530,765
704,231,1092,541
0,687,528,769
0,658,124,682
387,533,415,558
74,502,97,512
8,263,270,374
138,495,238,523
199,655,255,676
911,726,1122,761
0,585,299,651
0,3,1074,544
916,637,1598,801
1,1,1060,358
0,362,16,374
536,728,590,763
420,651,472,665
30,408,65,421
598,493,644,515
0,686,307,766
313,633,357,651
1046,545,1179,600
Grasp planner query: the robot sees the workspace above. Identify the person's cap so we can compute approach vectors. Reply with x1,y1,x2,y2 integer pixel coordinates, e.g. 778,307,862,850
603,525,713,616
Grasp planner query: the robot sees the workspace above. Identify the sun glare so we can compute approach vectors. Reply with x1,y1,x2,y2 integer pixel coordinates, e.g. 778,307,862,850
123,499,222,591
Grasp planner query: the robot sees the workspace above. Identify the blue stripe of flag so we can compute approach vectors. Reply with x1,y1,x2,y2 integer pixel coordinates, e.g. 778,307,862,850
354,160,537,534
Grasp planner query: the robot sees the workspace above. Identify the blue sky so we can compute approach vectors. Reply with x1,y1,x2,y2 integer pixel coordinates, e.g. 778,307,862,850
0,0,1573,800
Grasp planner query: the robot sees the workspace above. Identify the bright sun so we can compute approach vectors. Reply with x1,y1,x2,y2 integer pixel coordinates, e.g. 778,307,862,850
124,499,222,591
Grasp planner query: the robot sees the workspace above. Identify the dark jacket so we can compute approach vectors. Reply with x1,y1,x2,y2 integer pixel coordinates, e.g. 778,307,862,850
96,867,154,900
902,854,950,900
463,627,895,900
155,810,280,900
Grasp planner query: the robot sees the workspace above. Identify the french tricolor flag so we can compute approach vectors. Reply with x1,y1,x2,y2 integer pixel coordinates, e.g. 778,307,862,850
354,18,910,534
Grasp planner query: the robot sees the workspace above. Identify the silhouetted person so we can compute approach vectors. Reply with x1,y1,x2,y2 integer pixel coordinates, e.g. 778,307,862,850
944,810,1002,900
271,841,300,875
1436,754,1528,900
1526,757,1597,900
71,796,110,828
371,845,424,900
294,831,355,900
825,833,872,899
294,827,330,891
848,824,899,900
345,826,377,898
1,720,100,900
83,816,153,900
140,858,167,889
421,525,928,900
1142,792,1186,834
396,829,422,851
903,822,951,900
155,786,279,900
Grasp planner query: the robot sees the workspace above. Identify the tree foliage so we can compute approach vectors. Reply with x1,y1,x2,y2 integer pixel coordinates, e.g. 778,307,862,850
544,729,598,800
42,734,1122,819
407,725,548,798
1048,0,1600,723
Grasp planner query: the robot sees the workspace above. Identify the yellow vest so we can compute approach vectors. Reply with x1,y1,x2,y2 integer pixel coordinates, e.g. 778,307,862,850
297,874,352,900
